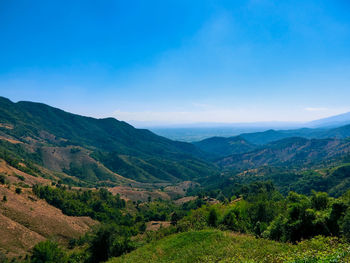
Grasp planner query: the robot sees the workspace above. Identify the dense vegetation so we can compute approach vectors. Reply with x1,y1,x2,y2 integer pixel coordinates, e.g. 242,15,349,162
0,140,43,177
0,181,344,263
109,230,350,263
32,185,127,222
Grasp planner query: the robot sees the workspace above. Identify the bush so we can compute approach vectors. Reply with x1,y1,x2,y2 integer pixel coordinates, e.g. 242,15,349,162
208,208,218,227
31,240,67,263
15,187,22,194
341,209,350,241
0,174,6,184
87,224,135,263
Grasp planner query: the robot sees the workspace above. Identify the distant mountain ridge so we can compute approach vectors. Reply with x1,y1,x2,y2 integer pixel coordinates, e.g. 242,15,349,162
216,137,350,170
2,96,350,185
193,136,257,159
150,111,350,142
0,97,216,184
193,123,350,159
307,111,350,128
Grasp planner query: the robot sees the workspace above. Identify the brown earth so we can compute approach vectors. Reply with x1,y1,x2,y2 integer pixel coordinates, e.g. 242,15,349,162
108,186,171,202
164,181,199,199
146,221,171,231
0,136,22,144
0,185,96,258
109,181,199,202
0,123,13,129
0,159,49,186
174,196,198,205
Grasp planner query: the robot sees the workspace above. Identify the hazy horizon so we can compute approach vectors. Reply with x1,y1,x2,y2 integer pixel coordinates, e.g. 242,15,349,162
1,1,350,124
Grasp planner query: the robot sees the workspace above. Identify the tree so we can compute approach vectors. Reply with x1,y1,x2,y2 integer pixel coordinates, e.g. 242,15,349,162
15,187,22,194
341,209,350,241
88,224,134,263
208,208,218,227
171,212,180,226
221,210,239,231
31,240,66,263
311,191,329,210
0,174,5,184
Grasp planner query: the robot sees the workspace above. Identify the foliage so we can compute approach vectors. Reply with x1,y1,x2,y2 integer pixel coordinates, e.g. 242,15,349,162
32,185,127,223
0,174,6,184
107,230,350,263
87,224,135,263
30,240,67,263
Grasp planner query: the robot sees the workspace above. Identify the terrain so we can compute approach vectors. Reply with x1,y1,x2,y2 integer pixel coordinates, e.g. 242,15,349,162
1,96,350,262
0,96,216,184
150,111,350,142
108,230,350,263
217,137,350,170
0,162,96,258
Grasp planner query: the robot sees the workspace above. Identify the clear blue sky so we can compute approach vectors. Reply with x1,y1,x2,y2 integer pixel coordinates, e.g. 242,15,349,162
1,0,350,125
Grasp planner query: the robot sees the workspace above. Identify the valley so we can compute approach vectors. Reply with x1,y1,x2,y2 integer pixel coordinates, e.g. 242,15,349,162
1,97,350,262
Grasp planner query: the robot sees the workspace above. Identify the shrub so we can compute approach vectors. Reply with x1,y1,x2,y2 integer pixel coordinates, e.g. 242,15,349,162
208,208,218,227
15,187,22,194
87,224,135,263
341,209,350,241
0,174,6,184
31,240,67,263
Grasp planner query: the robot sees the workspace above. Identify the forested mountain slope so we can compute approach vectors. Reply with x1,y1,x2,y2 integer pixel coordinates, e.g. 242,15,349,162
193,136,257,159
217,137,350,170
0,97,216,184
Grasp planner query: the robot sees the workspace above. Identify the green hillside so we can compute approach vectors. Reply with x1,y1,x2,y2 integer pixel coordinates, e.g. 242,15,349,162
239,125,350,145
193,136,256,159
109,230,350,263
0,97,217,184
217,137,350,170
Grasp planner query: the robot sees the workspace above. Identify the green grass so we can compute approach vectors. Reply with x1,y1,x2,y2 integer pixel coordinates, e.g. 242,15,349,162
108,230,350,263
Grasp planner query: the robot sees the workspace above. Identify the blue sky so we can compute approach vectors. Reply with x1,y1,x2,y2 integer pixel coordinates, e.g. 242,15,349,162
1,0,350,125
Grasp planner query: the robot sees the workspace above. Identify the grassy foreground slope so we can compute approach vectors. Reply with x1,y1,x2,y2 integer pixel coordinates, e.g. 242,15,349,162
109,230,350,263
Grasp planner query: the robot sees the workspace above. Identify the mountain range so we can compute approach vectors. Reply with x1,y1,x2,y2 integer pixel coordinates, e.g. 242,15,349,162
2,96,350,259
150,111,350,142
1,96,350,187
0,97,216,185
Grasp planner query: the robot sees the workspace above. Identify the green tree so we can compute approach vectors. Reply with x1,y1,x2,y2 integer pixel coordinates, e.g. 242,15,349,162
0,174,6,184
208,208,218,227
30,240,67,263
171,212,180,226
87,224,134,263
311,191,329,210
341,209,350,241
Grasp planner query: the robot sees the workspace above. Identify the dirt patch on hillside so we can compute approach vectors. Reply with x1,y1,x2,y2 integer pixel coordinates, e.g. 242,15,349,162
146,221,171,231
0,159,49,186
164,181,199,198
0,185,97,257
0,136,22,144
174,196,198,205
109,186,170,202
0,213,45,258
0,123,14,129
